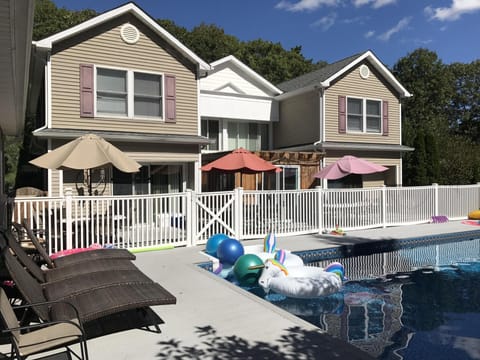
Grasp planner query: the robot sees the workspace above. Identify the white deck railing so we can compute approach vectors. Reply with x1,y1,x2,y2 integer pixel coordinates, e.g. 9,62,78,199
12,183,480,253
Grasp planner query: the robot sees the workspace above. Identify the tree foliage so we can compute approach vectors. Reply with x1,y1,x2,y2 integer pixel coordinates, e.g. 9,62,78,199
448,61,480,144
33,0,97,40
394,48,480,185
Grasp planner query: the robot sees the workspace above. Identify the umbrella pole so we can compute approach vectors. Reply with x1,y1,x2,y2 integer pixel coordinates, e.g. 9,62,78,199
88,169,92,196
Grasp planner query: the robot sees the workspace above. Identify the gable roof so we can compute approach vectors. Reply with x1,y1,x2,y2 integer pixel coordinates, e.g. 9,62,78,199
34,2,211,72
210,55,283,95
277,50,411,98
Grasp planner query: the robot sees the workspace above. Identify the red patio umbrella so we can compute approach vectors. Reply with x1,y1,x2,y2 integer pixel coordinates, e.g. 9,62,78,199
313,155,388,180
201,148,280,173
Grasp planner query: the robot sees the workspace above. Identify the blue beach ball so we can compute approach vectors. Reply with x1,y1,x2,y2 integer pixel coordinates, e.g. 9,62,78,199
217,238,244,266
205,233,229,257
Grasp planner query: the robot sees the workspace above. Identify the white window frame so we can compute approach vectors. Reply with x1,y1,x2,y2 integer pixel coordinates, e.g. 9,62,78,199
346,97,382,134
94,65,164,121
224,120,268,152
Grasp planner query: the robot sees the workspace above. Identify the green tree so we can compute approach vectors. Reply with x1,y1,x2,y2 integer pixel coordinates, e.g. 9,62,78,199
393,49,453,185
448,61,480,144
33,0,96,40
411,128,428,185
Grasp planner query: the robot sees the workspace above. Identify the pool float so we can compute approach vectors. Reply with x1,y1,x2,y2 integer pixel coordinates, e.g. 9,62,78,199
245,232,304,268
468,209,480,220
256,259,344,299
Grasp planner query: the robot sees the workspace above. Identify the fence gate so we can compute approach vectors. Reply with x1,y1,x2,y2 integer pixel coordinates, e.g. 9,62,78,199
192,190,237,245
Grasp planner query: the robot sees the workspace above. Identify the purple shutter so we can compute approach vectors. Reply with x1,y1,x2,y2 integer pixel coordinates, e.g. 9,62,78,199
80,64,94,118
338,95,346,134
165,74,176,123
382,100,389,136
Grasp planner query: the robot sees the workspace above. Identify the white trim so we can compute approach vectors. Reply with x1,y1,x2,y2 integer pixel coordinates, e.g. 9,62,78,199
46,54,52,128
321,51,412,98
210,55,282,95
399,103,402,145
35,3,211,71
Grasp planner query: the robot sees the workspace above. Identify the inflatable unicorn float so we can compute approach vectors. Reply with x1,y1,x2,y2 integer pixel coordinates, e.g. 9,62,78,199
248,232,345,299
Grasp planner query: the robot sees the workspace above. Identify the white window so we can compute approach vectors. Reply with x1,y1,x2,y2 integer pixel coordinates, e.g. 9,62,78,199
226,121,268,151
347,97,381,133
201,119,220,151
96,67,163,119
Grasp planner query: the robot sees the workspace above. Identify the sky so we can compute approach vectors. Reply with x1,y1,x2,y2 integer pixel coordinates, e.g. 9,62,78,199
51,0,480,67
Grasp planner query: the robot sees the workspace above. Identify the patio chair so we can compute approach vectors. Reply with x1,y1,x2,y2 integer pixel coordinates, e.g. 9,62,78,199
0,288,89,360
4,229,141,283
20,219,135,269
2,247,176,327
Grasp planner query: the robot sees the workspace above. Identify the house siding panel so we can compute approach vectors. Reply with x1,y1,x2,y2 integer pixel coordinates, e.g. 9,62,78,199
324,63,401,145
49,17,198,136
274,90,319,148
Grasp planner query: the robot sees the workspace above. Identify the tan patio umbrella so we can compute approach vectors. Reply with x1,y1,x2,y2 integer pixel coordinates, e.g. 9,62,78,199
30,133,140,195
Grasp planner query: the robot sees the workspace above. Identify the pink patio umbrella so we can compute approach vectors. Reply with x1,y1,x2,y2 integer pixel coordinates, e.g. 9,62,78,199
313,155,388,180
201,148,280,174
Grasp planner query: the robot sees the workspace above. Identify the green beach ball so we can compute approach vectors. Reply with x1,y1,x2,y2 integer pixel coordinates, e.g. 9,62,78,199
233,254,264,286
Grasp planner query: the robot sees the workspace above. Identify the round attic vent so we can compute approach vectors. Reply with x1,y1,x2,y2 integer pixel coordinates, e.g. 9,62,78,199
359,64,370,79
120,24,139,44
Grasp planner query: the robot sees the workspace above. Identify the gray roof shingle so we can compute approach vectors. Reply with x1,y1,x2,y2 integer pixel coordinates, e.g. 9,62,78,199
277,52,364,92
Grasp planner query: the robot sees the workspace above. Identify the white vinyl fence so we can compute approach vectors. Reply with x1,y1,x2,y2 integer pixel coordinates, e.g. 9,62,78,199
12,183,480,253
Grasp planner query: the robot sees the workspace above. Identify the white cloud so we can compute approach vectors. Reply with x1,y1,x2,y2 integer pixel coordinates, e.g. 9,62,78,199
275,0,341,12
425,0,480,21
377,16,412,41
364,30,375,38
312,13,338,30
342,15,370,24
353,0,397,8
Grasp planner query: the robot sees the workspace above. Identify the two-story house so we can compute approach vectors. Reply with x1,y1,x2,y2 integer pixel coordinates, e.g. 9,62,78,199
27,3,211,196
275,50,413,188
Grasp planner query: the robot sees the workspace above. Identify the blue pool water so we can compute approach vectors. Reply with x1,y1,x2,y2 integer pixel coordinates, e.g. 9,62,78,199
244,238,480,360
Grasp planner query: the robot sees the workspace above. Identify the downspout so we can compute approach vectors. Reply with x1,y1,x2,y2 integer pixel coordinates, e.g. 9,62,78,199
314,86,326,188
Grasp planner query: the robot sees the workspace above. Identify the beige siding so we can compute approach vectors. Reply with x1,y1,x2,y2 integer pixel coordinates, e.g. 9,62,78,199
274,90,319,148
324,62,401,145
50,16,198,136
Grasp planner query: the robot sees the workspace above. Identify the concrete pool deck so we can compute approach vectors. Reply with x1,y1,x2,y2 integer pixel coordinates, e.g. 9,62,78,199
4,220,480,359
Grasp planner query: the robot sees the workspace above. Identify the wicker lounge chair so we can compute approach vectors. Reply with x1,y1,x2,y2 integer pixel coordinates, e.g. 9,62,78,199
3,248,176,326
20,219,135,268
4,229,140,283
0,288,89,360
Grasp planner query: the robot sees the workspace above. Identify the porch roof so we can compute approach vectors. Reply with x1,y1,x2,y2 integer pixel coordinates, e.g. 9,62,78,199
32,128,211,146
277,141,414,153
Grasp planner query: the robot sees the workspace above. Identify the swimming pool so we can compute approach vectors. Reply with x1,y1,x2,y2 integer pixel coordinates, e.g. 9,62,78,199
246,238,480,360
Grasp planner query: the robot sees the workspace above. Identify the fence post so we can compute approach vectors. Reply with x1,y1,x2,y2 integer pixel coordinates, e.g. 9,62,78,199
64,188,73,249
316,186,323,234
382,185,387,228
186,189,193,247
234,187,243,239
433,183,439,216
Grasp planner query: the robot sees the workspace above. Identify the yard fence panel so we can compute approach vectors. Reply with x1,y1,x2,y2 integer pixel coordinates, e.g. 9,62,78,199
11,183,480,252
